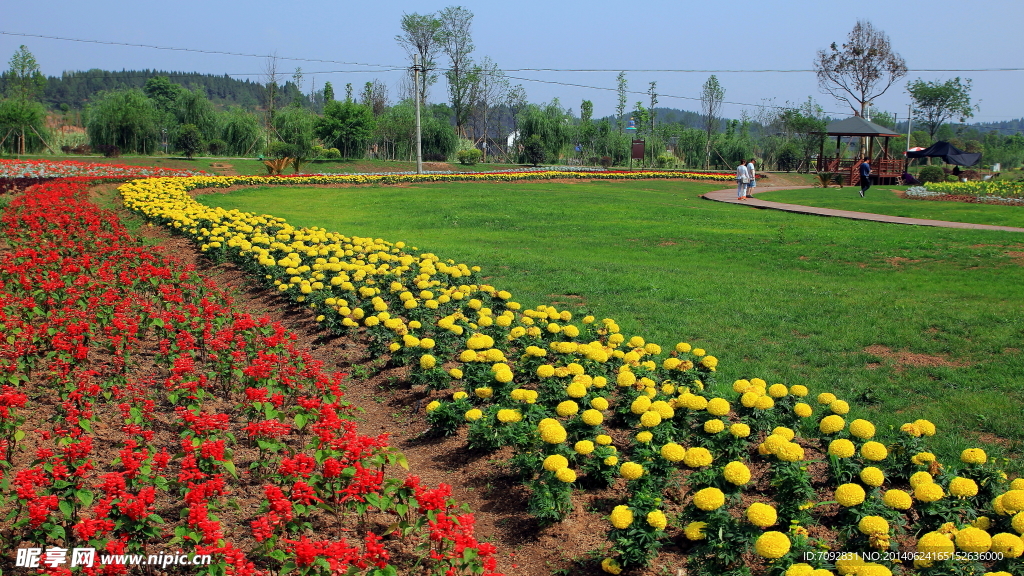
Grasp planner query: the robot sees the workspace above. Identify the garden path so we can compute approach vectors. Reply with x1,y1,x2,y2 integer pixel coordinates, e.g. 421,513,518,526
703,185,1024,233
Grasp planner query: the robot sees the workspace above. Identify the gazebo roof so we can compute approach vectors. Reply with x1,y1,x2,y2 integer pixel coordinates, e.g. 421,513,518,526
821,116,901,137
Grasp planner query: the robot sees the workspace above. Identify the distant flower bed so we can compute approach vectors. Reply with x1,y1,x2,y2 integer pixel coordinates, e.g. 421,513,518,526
0,159,205,179
189,169,735,186
910,183,1024,206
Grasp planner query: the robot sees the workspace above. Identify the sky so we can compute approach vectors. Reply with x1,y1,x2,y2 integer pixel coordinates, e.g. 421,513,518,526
2,0,1023,123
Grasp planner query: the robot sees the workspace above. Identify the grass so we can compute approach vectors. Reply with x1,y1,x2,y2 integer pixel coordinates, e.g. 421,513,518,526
195,179,1024,467
756,186,1024,228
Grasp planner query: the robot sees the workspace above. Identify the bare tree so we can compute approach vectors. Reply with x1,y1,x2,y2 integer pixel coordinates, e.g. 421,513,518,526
438,5,476,137
700,75,724,169
261,55,281,146
815,20,907,117
615,72,627,133
468,57,508,157
395,12,442,104
360,80,390,117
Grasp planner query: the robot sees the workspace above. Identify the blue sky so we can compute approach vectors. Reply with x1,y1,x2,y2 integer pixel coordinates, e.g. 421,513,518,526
3,0,1022,122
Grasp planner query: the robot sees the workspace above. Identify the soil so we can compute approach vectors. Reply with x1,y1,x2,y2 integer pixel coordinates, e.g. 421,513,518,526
862,345,970,370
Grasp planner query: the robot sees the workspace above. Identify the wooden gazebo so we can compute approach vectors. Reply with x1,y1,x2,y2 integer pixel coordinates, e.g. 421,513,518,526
815,117,903,186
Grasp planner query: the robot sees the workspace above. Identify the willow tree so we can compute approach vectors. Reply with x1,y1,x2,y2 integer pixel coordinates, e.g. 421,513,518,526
87,89,160,154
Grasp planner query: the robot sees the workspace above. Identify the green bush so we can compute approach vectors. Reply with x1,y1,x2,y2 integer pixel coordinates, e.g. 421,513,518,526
324,147,341,159
456,148,483,165
207,139,228,156
918,166,946,183
655,153,676,169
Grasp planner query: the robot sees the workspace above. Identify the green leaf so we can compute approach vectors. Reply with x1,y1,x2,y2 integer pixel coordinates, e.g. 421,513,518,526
222,459,238,479
293,413,308,430
268,550,287,562
14,430,25,442
394,453,409,471
59,500,74,519
79,419,92,433
76,489,94,508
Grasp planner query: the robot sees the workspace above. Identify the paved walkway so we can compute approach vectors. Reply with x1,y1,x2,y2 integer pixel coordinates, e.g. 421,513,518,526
703,185,1024,233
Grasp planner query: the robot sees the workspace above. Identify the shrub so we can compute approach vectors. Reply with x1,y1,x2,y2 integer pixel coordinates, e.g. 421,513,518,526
457,148,483,165
523,135,546,167
599,156,613,169
918,166,946,184
268,141,296,159
207,139,228,156
96,144,121,158
656,153,676,169
961,169,980,181
324,147,341,159
423,152,447,162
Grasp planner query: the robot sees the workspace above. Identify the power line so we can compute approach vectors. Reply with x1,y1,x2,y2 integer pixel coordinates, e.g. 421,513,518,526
0,31,403,69
504,67,1024,73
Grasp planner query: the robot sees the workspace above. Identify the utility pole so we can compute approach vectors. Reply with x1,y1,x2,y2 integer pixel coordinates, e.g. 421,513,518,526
414,54,423,175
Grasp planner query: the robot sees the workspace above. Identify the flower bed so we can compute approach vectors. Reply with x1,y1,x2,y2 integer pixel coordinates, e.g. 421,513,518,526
911,181,1024,206
0,159,205,179
0,178,500,576
116,174,1024,576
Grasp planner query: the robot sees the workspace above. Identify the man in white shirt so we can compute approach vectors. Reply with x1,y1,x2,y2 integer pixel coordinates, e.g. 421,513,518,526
736,161,749,200
744,159,756,198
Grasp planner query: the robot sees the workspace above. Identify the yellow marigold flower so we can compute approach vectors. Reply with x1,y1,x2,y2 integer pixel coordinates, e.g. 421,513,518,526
772,427,795,441
830,399,850,415
707,397,730,416
794,402,813,418
539,421,567,444
617,371,637,387
973,516,992,530
566,382,587,398
911,452,936,465
790,384,809,397
1003,490,1024,513
950,477,979,498
961,448,987,465
590,397,609,410
991,532,1024,558
581,409,603,426
661,443,686,462
819,414,846,434
700,355,718,369
537,364,555,378
755,531,791,559
684,521,707,540
1011,478,1024,491
600,557,622,575
768,383,788,398
683,447,713,468
861,441,888,461
785,564,814,576
640,411,662,428
883,489,912,510
555,467,576,483
914,419,936,436
1014,511,1024,534
651,400,674,419
475,387,493,399
603,456,618,466
693,487,726,511
730,423,751,437
704,419,726,434
388,342,402,352
835,483,866,507
676,342,692,353
915,531,953,567
620,462,644,480
494,369,514,384
609,505,633,529
910,471,933,488
693,348,706,356
777,442,805,462
688,394,708,410
817,392,837,405
452,391,468,401
900,422,922,437
647,510,668,531
955,526,992,553
631,431,652,444
543,454,569,472
763,434,787,455
425,400,441,412
595,434,612,445
858,515,889,535
724,461,752,485
663,357,681,370
848,419,875,439
915,482,944,503
860,467,885,487
496,409,522,423
746,502,777,527
733,379,752,393
464,409,483,421
829,439,856,458
754,395,775,410
575,440,595,455
556,401,579,417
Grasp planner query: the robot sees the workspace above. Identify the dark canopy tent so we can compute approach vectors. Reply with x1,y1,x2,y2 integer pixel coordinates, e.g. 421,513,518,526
906,141,982,166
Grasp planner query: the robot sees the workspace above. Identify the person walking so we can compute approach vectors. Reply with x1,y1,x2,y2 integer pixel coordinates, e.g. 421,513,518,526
744,158,757,198
858,158,872,198
736,161,750,200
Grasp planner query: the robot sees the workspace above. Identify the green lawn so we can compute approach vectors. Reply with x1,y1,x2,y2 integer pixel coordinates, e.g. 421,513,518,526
196,179,1024,467
756,186,1024,228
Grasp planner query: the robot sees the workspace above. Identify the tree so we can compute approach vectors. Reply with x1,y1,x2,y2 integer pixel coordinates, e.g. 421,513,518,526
438,5,476,136
323,81,335,103
143,76,185,113
647,81,658,133
273,105,317,160
316,100,375,158
468,56,507,153
907,77,976,140
5,45,46,101
615,72,627,133
86,89,160,154
175,89,218,142
700,75,724,169
517,100,571,164
0,98,48,154
395,12,443,104
815,20,907,117
523,134,546,166
221,107,264,156
360,80,389,117
176,124,203,159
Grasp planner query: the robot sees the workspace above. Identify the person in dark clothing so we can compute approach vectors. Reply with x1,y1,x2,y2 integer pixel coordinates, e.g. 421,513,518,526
858,159,871,197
